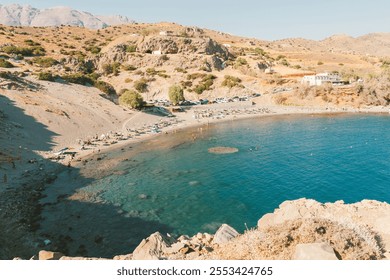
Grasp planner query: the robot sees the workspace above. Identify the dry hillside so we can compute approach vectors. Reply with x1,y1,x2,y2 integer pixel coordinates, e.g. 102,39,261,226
1,23,389,105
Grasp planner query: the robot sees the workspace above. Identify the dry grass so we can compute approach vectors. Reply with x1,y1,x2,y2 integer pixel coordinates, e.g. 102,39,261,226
206,218,384,260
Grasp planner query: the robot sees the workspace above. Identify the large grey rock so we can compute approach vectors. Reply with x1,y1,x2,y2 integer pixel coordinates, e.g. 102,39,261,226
132,232,175,260
212,224,239,244
293,243,339,260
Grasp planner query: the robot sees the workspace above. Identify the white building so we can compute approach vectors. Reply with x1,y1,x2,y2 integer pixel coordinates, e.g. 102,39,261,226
301,72,342,86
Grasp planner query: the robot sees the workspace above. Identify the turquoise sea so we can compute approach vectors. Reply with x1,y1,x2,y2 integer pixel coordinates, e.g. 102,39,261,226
41,114,390,256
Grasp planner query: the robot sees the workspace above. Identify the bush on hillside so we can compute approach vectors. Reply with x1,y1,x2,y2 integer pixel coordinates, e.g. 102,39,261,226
94,80,116,95
31,57,59,68
61,73,95,85
134,78,148,93
168,85,185,105
194,74,216,94
102,62,121,75
0,58,14,68
221,75,243,88
38,72,57,82
0,45,45,57
126,45,137,53
119,90,144,109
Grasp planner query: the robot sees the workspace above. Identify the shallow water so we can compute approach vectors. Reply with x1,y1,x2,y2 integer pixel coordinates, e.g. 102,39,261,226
41,113,390,257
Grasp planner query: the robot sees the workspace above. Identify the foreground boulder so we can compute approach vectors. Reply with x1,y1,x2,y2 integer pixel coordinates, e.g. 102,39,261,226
213,224,239,244
293,243,339,260
132,232,175,260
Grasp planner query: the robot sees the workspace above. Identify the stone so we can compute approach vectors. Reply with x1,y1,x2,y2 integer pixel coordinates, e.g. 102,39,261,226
166,242,186,254
59,256,108,260
38,250,64,260
212,224,239,244
178,235,190,241
113,254,133,260
196,233,204,240
204,233,213,243
132,232,175,260
292,243,339,260
179,246,191,255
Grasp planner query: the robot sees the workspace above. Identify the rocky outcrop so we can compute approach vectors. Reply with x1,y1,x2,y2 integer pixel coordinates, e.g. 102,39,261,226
132,232,176,260
137,37,179,54
15,199,390,260
258,199,390,259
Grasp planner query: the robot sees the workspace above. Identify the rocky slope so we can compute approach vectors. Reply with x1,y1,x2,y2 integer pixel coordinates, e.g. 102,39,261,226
0,4,134,29
26,199,390,260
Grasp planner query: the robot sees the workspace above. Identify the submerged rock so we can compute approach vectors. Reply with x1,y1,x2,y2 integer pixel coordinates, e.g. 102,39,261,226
208,147,239,154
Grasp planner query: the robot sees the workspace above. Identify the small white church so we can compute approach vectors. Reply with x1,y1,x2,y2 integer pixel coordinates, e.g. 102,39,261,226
301,72,342,86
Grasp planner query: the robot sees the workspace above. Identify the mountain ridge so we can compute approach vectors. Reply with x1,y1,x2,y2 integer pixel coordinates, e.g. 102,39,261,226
0,4,134,29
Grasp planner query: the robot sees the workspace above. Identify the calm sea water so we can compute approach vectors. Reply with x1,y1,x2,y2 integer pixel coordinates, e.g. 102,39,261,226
41,114,390,257
82,114,390,235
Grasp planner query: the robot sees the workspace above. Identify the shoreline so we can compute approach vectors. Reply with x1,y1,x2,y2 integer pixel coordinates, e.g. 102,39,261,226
61,103,390,170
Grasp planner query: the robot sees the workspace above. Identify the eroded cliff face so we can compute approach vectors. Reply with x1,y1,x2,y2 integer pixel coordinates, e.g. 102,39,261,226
25,199,390,260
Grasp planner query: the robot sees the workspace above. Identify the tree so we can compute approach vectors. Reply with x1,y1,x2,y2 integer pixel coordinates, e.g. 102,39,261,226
168,85,185,105
119,90,144,110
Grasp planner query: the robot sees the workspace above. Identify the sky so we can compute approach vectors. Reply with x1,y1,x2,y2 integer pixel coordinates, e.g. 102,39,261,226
1,0,390,40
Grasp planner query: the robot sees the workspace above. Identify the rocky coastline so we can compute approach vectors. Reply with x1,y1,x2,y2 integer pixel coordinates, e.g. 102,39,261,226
13,199,390,260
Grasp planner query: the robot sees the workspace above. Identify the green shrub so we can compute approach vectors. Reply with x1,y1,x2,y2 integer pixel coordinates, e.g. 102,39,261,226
0,45,45,56
24,39,41,46
32,57,59,67
235,57,248,67
60,73,115,94
276,55,286,61
94,80,116,95
317,61,324,65
194,74,216,94
0,71,12,79
61,73,95,85
38,72,57,81
119,90,144,109
187,73,207,80
175,67,187,73
134,78,148,93
221,75,242,88
123,64,137,71
168,85,185,105
85,46,101,54
126,45,137,53
0,58,14,68
280,58,290,66
254,48,266,56
102,62,121,75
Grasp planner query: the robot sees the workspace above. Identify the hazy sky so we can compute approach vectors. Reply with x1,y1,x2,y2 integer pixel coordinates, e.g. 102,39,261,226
2,0,390,40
